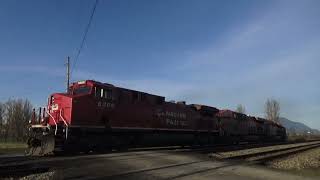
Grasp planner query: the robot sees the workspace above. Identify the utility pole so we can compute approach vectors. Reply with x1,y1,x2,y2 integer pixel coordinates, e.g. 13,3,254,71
66,56,70,93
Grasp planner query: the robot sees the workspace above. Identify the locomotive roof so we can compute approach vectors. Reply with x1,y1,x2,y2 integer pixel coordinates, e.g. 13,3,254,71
217,109,247,118
248,116,265,124
83,80,165,99
190,104,218,110
217,110,284,127
264,119,285,128
117,87,165,98
81,80,115,87
190,104,219,113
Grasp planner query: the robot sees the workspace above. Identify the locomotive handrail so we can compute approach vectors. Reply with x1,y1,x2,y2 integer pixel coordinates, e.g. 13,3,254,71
59,109,69,139
46,110,58,135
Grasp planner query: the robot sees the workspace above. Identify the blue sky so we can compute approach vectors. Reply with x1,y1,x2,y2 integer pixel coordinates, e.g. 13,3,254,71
0,0,319,129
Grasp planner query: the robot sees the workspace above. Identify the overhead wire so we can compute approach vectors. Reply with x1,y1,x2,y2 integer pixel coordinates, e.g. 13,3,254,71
70,0,99,80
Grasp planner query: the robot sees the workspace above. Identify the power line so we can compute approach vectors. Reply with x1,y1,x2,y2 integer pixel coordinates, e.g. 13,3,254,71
70,0,99,79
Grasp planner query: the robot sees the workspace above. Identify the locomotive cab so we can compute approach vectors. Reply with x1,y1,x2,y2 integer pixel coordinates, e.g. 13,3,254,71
68,80,116,126
70,80,93,96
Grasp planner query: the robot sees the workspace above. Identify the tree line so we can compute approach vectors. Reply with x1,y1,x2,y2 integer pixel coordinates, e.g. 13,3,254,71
0,99,33,142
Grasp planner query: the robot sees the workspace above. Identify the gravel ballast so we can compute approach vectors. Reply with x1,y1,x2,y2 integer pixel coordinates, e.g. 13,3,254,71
267,147,320,170
209,141,320,159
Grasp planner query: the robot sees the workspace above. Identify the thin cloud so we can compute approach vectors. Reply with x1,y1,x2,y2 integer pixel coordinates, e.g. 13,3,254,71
169,1,320,129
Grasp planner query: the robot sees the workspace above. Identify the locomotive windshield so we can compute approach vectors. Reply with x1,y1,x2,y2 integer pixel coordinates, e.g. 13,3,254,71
73,86,91,95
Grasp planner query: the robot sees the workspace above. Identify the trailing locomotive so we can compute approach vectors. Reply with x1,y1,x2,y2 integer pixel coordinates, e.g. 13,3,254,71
27,80,286,155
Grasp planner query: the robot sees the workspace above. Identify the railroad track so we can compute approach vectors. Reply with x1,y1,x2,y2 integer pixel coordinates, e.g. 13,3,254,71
256,143,320,164
0,141,319,179
215,141,320,164
0,142,282,165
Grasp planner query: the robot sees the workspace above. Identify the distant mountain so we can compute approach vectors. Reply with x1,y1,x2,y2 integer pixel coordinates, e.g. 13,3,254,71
279,117,320,135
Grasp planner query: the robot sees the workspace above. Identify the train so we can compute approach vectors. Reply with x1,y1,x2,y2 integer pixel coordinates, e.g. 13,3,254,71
27,80,287,155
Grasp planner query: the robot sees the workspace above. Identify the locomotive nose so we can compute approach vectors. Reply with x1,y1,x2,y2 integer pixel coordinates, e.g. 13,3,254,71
48,93,72,125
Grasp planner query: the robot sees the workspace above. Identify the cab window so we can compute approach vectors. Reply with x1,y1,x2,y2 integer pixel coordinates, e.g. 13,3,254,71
94,87,113,100
94,87,100,97
73,86,91,95
100,89,104,98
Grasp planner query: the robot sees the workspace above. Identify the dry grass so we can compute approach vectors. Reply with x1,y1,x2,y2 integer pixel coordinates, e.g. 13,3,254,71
287,135,320,143
0,142,27,154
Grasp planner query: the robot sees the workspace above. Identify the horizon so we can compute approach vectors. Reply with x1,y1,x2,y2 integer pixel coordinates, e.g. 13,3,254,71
0,0,319,130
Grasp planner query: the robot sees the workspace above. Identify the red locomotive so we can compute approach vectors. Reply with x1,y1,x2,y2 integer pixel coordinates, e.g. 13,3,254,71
27,80,286,155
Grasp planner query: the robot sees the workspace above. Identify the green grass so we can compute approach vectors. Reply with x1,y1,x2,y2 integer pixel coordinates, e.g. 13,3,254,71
0,142,27,154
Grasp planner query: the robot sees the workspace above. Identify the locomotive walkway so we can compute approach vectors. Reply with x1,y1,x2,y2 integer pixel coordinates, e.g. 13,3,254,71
0,141,319,179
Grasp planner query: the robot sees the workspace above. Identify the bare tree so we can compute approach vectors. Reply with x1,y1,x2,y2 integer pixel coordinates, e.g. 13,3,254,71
264,98,280,122
21,100,32,140
6,99,17,141
2,99,33,142
236,104,246,114
0,102,5,141
0,102,3,126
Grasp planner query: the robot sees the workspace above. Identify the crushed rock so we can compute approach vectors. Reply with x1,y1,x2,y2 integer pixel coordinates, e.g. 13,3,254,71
209,141,320,159
267,147,320,170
